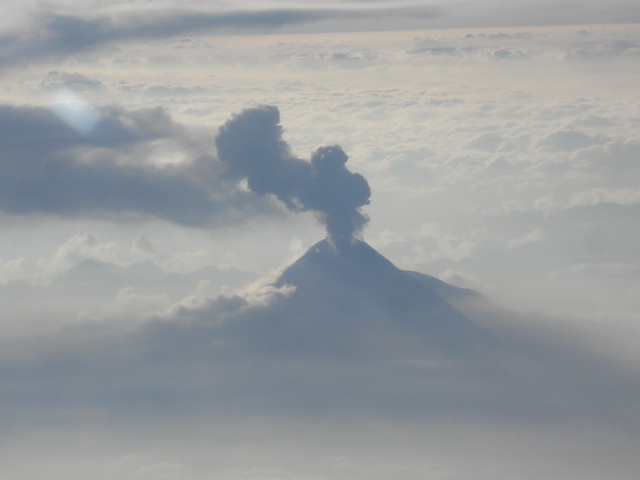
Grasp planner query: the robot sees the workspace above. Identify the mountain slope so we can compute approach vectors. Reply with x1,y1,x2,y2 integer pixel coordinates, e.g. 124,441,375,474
257,239,494,355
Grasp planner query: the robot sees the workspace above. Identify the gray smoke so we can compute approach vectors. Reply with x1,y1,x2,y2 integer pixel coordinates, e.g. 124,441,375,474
216,105,371,247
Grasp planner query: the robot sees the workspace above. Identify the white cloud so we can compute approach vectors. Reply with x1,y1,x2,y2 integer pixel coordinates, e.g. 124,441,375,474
159,248,218,274
570,187,640,207
54,231,119,265
113,286,169,316
387,223,487,267
0,257,28,285
507,229,543,249
439,268,479,288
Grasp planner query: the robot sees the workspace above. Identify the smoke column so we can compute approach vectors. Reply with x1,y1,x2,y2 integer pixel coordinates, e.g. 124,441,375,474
216,105,371,247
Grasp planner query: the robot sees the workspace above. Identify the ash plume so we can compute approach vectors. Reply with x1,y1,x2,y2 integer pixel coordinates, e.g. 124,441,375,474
215,105,371,247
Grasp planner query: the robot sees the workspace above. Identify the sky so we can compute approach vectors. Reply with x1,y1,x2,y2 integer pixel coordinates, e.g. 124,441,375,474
1,1,640,479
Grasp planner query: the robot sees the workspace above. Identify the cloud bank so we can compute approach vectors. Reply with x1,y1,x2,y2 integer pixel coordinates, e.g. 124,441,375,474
0,104,211,222
2,233,640,480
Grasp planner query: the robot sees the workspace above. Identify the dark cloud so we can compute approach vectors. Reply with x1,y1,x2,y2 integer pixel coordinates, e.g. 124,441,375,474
0,104,274,225
1,9,333,67
216,105,371,247
0,7,439,70
0,103,371,237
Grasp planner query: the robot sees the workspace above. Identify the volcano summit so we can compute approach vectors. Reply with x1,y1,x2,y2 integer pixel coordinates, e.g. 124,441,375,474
265,238,491,355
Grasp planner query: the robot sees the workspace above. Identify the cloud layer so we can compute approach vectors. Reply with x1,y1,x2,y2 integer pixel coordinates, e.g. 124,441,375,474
2,236,640,480
1,19,639,480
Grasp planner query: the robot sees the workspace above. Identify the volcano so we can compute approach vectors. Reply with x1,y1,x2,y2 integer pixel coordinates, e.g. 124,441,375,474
278,239,480,326
224,239,496,358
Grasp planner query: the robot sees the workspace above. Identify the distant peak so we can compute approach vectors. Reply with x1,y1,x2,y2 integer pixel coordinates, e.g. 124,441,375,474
297,237,391,263
277,237,403,290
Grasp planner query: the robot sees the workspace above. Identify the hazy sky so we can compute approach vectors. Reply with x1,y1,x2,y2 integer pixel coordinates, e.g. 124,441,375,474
1,1,640,479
